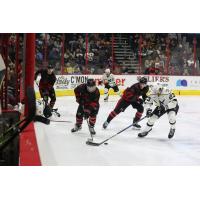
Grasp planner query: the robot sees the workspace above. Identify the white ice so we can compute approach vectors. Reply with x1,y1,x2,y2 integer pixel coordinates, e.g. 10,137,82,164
34,95,200,165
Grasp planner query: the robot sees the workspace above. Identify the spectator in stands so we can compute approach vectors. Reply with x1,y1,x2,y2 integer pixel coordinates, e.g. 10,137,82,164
183,67,190,76
144,64,160,75
73,65,82,75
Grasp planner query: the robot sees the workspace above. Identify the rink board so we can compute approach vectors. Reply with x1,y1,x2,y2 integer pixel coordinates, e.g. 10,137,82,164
35,75,200,98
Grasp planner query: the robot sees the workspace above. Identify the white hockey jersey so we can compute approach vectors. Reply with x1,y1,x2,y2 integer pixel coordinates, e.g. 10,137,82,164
101,73,116,87
145,86,178,110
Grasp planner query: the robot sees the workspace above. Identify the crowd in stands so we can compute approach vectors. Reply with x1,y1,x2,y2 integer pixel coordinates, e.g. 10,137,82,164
35,33,199,76
35,33,112,75
0,34,23,109
130,33,199,75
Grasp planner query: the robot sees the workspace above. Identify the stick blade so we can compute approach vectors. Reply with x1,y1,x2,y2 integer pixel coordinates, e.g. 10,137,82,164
86,140,100,146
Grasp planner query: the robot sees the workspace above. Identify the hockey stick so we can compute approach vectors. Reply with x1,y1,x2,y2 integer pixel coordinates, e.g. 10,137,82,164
86,116,147,146
50,119,72,123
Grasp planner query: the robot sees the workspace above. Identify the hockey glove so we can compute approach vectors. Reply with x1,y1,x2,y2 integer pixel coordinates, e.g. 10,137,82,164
146,109,152,118
157,104,165,116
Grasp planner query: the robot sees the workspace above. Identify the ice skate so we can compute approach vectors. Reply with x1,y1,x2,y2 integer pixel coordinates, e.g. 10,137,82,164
132,119,141,129
132,122,141,129
138,128,152,137
168,128,175,139
71,124,82,133
103,121,109,129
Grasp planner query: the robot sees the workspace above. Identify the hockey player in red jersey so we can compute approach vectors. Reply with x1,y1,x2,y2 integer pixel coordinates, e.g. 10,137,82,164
71,78,100,135
103,77,149,129
34,65,57,117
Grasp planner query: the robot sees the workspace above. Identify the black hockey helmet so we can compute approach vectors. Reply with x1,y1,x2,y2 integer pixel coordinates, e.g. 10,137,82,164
86,78,96,92
47,64,54,69
139,77,148,84
87,78,96,87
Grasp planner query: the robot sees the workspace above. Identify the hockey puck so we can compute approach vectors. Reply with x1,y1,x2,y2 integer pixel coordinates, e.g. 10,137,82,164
104,142,108,145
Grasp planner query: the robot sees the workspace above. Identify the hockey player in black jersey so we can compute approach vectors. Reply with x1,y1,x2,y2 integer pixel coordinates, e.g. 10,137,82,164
71,78,100,135
34,65,57,118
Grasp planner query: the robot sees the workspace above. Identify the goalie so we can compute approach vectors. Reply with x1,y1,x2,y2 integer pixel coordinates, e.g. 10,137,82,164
100,68,121,102
138,83,179,139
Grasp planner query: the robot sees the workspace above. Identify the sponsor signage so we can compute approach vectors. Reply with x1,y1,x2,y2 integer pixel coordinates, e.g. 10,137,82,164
34,75,200,92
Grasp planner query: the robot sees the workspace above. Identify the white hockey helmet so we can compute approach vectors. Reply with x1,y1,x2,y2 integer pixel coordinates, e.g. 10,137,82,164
105,68,110,76
150,83,164,96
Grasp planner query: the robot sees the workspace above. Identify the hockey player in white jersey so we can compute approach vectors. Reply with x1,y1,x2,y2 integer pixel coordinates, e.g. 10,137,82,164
100,68,121,101
138,83,179,139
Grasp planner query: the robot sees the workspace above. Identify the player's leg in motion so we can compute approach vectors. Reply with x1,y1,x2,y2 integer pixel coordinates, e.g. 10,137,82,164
88,105,99,135
167,105,179,139
39,88,52,118
113,85,121,97
71,105,84,132
49,88,56,109
131,102,144,129
104,84,110,102
103,98,129,129
138,106,165,137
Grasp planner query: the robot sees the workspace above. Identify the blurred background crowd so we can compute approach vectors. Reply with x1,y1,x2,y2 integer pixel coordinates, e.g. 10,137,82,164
34,33,200,76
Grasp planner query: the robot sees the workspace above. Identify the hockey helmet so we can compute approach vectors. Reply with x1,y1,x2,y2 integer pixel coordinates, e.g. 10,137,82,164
105,68,111,76
47,64,54,69
139,77,148,84
86,78,96,93
151,83,164,96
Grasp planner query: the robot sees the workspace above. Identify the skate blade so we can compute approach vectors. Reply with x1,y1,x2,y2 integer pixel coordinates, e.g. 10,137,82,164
86,140,100,146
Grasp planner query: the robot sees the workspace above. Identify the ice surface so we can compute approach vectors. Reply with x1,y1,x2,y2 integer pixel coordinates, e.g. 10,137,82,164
34,95,200,165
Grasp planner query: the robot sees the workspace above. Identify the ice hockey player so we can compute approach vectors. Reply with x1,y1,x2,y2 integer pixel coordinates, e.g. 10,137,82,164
103,77,149,129
71,78,100,135
100,68,121,102
34,65,57,118
138,83,179,139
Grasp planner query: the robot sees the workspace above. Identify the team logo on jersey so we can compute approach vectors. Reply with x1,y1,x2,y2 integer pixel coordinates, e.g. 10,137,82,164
176,79,187,87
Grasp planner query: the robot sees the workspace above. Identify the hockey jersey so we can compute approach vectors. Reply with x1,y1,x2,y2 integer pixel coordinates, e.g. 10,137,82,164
122,82,149,103
35,69,56,89
101,73,116,87
74,84,100,108
145,86,178,110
